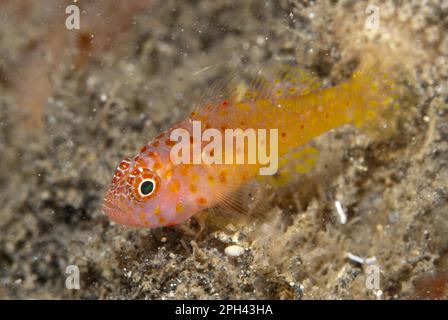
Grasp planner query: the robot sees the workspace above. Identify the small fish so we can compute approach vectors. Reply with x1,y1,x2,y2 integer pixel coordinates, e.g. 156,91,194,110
103,61,397,228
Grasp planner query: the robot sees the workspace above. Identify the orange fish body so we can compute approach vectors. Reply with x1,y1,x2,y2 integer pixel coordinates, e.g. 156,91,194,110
103,64,395,228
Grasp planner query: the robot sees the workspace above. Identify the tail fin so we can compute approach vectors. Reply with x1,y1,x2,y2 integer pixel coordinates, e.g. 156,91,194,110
349,50,401,132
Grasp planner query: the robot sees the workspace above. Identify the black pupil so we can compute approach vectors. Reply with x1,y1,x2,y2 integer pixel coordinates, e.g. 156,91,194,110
140,180,154,195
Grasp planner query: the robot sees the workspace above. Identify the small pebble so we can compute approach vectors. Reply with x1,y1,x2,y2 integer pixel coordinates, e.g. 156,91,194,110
100,94,108,102
225,245,245,257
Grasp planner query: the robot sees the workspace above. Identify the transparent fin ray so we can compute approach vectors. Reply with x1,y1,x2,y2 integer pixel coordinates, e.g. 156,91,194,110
191,64,323,119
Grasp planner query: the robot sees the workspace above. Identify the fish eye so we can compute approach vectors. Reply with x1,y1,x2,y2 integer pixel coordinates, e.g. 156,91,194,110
139,179,155,197
131,169,160,202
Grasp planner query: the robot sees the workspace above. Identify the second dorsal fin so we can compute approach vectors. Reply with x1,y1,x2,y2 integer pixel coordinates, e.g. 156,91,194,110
243,64,322,101
190,64,323,119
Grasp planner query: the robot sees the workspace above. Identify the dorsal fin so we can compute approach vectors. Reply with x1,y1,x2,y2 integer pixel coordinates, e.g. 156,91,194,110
243,64,322,101
191,64,323,119
191,69,243,119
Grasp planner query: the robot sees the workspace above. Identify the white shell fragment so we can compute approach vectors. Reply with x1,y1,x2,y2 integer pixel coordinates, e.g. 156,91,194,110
335,200,347,224
346,252,377,265
346,252,365,264
224,245,245,257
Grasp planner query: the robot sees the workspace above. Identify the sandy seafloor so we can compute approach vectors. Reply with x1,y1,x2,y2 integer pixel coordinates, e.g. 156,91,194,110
0,0,448,299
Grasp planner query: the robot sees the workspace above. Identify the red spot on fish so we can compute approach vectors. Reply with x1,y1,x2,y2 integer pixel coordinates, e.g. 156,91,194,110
115,171,123,178
119,161,130,170
196,197,207,206
219,171,227,183
140,145,148,153
165,139,176,147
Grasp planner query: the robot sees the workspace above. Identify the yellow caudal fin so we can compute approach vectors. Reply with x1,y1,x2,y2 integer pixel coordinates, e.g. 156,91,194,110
347,50,402,135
